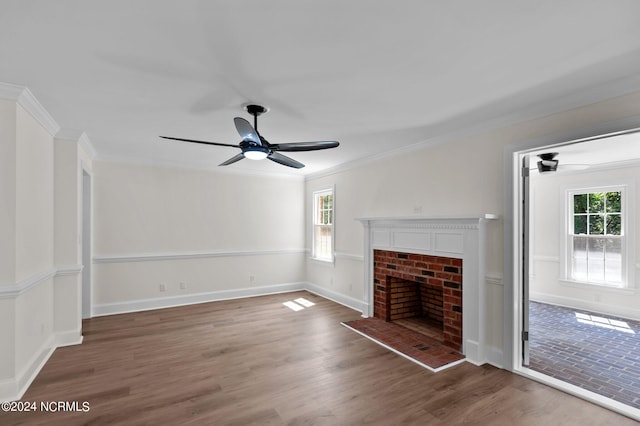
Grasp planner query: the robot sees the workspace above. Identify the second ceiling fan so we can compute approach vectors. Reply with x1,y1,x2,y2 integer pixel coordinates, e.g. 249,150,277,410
161,104,339,169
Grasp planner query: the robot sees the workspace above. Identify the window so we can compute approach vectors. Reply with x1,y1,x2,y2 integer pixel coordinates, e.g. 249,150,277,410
312,188,334,262
568,188,624,286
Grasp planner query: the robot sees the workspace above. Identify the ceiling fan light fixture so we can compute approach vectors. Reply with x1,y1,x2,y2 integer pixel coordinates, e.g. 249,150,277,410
244,146,269,160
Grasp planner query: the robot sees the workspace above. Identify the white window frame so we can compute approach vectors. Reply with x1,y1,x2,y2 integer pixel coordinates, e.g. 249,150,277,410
312,187,335,263
563,184,632,289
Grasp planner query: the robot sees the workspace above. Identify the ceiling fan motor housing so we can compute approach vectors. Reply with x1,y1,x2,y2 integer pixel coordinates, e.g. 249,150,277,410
537,152,559,172
245,104,268,116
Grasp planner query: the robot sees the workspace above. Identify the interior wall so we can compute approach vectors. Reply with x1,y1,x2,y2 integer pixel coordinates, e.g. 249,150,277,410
530,163,640,319
305,89,640,365
0,101,57,400
0,100,17,286
13,104,55,382
0,86,86,401
15,105,54,282
305,131,506,357
92,161,306,312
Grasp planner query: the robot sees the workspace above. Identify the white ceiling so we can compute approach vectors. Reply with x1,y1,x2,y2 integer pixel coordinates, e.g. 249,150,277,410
2,1,640,175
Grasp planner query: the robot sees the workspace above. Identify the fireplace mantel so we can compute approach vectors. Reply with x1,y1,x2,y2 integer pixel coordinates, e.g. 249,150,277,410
357,214,498,365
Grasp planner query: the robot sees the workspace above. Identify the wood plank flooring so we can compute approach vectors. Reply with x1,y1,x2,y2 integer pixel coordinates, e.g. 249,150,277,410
1,291,636,425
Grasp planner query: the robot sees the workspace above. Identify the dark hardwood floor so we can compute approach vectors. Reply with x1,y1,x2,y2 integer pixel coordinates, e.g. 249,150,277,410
1,291,636,425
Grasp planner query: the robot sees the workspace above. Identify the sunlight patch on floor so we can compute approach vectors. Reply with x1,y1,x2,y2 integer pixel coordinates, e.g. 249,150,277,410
575,312,635,334
283,298,315,312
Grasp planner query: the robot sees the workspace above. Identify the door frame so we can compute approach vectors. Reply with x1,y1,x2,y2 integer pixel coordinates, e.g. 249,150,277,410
504,119,640,420
82,167,93,319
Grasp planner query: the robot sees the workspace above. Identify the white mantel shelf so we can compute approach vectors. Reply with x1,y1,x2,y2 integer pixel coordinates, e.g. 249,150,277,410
357,214,498,366
356,214,499,223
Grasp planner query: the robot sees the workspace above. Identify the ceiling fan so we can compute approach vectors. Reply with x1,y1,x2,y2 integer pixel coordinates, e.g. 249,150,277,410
160,104,339,169
535,152,588,173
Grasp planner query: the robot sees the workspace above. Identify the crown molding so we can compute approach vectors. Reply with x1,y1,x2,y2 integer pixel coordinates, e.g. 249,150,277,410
55,129,97,159
78,132,97,159
306,73,640,181
0,82,60,136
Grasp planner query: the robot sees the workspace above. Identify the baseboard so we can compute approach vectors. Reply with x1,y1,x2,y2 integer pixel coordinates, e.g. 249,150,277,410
93,282,369,317
485,345,504,369
0,327,85,402
303,282,366,314
55,330,83,347
530,291,640,321
93,282,308,317
0,338,55,402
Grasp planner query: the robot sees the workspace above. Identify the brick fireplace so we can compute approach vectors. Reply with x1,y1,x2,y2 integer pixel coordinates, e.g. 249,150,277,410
357,215,497,365
374,249,462,350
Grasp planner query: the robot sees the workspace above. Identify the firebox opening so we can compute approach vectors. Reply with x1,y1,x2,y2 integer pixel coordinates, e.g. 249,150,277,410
388,277,444,342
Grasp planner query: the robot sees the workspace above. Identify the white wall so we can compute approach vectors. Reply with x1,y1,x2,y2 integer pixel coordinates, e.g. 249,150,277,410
305,89,640,365
0,86,86,401
91,162,306,313
530,163,640,319
305,130,507,356
0,100,17,286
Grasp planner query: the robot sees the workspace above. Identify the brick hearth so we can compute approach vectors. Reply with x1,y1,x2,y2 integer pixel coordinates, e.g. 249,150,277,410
373,249,463,351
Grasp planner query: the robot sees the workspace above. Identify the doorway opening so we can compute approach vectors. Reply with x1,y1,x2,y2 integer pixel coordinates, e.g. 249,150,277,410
512,127,640,419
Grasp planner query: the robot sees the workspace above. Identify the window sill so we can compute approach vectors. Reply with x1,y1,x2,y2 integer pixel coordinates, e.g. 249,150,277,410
559,279,636,294
310,256,335,266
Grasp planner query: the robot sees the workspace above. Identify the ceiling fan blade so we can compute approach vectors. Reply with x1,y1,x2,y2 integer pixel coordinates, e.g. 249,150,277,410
234,117,262,146
268,151,305,169
219,153,245,166
160,136,238,148
270,141,339,152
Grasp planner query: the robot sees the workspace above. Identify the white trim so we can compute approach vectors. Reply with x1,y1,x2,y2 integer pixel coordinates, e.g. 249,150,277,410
357,214,499,223
558,279,636,294
77,132,97,159
56,265,84,276
0,82,60,136
311,186,335,262
340,322,466,373
306,72,640,181
93,282,307,316
0,329,83,402
0,266,84,298
93,281,367,318
54,330,84,348
486,273,504,287
562,183,632,288
304,282,366,313
484,274,504,368
516,368,640,422
0,269,56,299
485,346,504,369
334,251,364,262
0,339,55,402
533,255,560,263
93,248,306,264
530,291,640,322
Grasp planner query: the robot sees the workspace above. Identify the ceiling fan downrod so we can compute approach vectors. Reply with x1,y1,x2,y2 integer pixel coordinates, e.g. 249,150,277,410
245,104,267,132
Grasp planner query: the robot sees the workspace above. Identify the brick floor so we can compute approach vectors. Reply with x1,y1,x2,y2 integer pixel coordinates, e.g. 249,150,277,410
529,301,640,409
342,317,464,371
